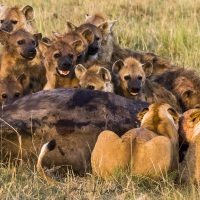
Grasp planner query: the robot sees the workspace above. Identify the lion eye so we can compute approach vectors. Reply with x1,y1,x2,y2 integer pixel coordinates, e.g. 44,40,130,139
2,93,7,99
54,52,61,58
124,75,130,80
11,20,18,24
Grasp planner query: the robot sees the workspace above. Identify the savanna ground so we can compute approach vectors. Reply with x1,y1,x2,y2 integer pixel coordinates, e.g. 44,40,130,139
1,0,200,199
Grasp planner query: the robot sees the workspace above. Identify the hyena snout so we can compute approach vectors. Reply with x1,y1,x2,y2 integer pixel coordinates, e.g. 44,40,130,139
1,23,13,32
22,47,37,59
127,80,142,95
59,59,73,71
56,58,74,76
88,39,99,55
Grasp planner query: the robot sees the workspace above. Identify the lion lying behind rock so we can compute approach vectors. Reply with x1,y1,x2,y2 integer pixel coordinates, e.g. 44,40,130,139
91,103,180,180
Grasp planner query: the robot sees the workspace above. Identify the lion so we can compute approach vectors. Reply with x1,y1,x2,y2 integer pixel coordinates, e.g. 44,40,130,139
91,103,180,179
179,108,200,184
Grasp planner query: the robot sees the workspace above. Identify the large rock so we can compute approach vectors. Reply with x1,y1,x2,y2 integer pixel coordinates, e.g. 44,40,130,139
0,88,149,173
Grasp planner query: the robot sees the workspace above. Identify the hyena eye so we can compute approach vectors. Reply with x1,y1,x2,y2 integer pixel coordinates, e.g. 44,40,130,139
14,92,20,98
69,54,74,59
32,40,36,45
0,20,4,23
124,75,130,80
87,85,95,90
54,52,61,58
2,93,8,99
96,36,100,41
138,76,142,80
17,40,25,45
11,20,18,24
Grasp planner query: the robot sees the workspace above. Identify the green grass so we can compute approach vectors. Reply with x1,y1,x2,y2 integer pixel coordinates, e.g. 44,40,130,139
1,0,200,199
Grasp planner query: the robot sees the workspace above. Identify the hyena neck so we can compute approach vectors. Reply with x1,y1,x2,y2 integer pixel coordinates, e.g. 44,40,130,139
1,50,28,66
97,35,115,62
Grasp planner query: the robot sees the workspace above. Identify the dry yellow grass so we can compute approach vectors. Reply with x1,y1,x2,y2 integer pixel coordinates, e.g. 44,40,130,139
1,0,200,199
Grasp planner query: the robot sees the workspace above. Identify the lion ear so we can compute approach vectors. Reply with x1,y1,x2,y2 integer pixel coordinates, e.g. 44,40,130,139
137,107,149,121
167,107,180,124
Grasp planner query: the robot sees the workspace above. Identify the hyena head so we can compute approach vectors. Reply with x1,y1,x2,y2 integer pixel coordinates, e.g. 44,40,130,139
53,29,92,64
67,21,102,57
85,13,107,26
75,61,112,92
0,74,27,105
0,29,42,60
0,5,34,32
173,76,200,110
112,57,153,96
43,39,83,77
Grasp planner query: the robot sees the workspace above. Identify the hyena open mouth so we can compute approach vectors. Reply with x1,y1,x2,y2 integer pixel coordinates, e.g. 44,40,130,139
127,88,139,96
56,68,70,77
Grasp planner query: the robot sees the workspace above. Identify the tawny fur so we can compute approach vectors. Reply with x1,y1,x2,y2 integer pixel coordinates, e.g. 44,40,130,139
112,57,181,113
53,29,94,64
179,109,200,184
0,29,46,93
91,103,180,179
66,21,103,61
0,74,27,105
0,5,36,33
43,39,83,90
75,60,114,92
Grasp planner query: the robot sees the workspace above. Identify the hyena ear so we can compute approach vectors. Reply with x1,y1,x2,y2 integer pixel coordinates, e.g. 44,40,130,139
112,59,124,75
81,29,94,45
75,64,87,79
52,31,63,40
98,21,109,35
21,5,35,21
167,107,180,124
182,89,195,100
17,73,28,87
33,33,42,46
137,107,149,121
39,37,52,55
98,67,111,83
66,21,77,31
71,39,84,55
142,61,153,77
107,20,118,32
0,29,10,45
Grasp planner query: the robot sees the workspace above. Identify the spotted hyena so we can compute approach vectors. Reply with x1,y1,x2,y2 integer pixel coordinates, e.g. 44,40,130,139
112,57,182,112
75,60,114,92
